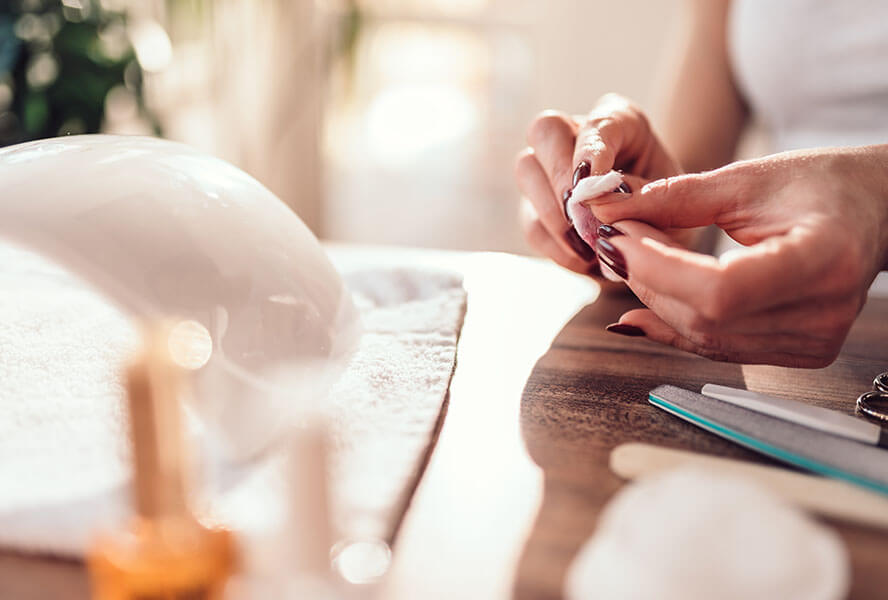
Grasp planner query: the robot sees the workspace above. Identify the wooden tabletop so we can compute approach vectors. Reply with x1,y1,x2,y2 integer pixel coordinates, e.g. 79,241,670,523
384,249,888,599
3,248,887,599
513,291,888,599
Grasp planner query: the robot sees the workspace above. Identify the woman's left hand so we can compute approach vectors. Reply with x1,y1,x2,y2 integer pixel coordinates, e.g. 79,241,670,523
587,145,888,367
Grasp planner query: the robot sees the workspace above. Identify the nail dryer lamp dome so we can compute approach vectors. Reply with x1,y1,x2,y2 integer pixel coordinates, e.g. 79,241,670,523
0,135,360,460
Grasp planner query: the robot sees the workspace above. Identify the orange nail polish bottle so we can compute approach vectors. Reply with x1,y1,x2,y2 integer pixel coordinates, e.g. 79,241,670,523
88,325,236,600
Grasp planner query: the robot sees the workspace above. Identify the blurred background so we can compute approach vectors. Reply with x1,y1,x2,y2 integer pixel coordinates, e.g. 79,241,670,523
0,0,678,254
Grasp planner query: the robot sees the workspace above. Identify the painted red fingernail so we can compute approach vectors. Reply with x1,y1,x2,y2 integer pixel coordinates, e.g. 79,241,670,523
566,228,596,261
596,238,628,279
563,187,573,222
613,181,631,194
572,161,591,188
605,323,646,337
597,224,624,239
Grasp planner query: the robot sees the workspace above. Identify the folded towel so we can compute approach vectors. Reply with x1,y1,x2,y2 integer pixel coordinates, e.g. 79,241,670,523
0,241,466,558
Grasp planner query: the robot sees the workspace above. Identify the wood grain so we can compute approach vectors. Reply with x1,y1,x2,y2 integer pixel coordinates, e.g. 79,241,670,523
514,291,888,599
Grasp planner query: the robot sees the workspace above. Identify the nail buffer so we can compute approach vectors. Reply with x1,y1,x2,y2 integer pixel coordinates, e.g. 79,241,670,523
701,383,888,448
649,384,888,496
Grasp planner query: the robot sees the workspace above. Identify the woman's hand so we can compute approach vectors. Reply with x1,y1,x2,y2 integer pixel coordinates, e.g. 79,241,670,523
589,145,888,367
514,94,682,277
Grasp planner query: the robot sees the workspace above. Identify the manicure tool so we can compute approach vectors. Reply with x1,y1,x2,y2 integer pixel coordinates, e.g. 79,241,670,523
855,372,888,424
701,384,888,448
648,385,888,496
610,442,888,530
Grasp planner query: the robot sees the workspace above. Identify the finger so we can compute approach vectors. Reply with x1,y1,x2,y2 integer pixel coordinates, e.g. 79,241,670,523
714,296,860,340
587,165,764,230
573,94,677,178
603,226,836,321
515,148,593,261
621,308,838,358
613,309,837,368
572,172,648,205
520,200,594,275
526,110,579,204
574,95,648,174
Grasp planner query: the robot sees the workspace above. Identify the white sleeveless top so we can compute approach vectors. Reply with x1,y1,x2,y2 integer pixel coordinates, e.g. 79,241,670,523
729,0,888,152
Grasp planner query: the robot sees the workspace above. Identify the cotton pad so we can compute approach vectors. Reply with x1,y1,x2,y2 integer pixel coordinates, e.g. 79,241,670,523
565,170,624,251
564,468,849,600
571,170,624,204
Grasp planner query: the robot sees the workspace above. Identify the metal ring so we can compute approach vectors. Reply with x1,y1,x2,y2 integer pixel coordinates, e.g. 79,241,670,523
874,372,888,394
856,390,888,423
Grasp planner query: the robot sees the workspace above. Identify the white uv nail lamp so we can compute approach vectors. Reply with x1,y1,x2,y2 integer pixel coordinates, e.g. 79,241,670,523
0,135,360,460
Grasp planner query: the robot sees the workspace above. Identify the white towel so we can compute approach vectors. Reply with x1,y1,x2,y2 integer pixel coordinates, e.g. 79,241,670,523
0,241,466,558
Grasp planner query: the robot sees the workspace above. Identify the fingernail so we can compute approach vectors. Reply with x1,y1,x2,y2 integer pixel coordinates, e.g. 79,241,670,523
613,181,632,194
566,228,596,262
605,323,646,337
596,238,628,279
572,161,591,188
597,224,624,239
563,188,573,222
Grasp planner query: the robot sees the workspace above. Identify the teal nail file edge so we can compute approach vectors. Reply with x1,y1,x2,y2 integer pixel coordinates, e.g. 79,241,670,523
648,384,888,497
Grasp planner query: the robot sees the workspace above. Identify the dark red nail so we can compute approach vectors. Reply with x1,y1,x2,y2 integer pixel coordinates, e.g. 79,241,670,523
572,161,591,188
605,323,646,337
613,182,632,194
566,228,596,262
596,238,628,279
563,188,573,222
597,224,624,239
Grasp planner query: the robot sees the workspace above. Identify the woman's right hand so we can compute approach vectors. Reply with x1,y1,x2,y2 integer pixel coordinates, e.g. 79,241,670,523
514,94,683,276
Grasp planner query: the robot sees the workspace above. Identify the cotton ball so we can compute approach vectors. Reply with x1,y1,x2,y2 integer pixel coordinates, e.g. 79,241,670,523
564,468,849,600
565,170,624,249
570,170,624,203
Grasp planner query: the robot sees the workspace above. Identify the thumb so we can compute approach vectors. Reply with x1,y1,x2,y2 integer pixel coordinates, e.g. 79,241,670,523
585,166,758,230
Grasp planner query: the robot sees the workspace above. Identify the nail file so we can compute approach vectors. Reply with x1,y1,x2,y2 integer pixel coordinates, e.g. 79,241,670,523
701,383,888,448
648,385,888,496
609,442,888,530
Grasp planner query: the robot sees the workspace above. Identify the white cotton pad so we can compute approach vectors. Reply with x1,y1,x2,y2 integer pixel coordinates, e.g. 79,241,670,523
571,170,624,204
564,468,849,600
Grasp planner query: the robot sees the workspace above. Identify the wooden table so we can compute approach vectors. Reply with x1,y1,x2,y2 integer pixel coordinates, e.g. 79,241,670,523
3,248,887,599
384,249,888,599
513,291,888,599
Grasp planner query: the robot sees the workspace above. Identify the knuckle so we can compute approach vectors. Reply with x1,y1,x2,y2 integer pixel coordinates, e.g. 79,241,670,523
694,346,731,363
821,312,854,342
697,277,733,322
527,111,573,146
552,164,574,192
829,240,866,294
575,134,608,158
628,103,649,129
596,92,630,111
686,326,722,354
633,286,659,311
514,148,537,179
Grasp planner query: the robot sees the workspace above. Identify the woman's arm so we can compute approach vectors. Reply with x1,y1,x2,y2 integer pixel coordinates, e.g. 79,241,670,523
654,0,748,173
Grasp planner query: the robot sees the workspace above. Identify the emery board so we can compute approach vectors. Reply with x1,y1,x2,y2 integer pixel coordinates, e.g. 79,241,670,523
648,384,888,496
